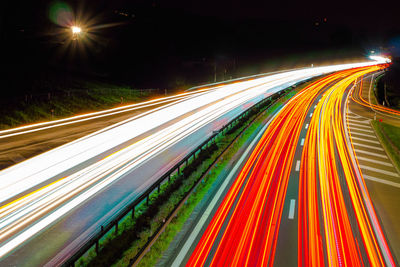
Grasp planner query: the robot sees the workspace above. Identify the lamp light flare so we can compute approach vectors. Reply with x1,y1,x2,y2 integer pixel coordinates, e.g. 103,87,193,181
71,26,81,34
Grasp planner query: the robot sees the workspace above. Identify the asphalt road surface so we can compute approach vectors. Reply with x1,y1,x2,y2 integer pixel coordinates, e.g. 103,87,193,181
0,63,375,266
168,64,399,267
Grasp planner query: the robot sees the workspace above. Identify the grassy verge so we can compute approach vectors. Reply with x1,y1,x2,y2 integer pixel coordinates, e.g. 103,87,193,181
0,81,159,129
77,143,220,267
371,120,400,172
132,89,298,267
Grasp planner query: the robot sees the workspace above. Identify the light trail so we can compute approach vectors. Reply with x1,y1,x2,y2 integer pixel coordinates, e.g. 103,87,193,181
0,60,388,261
299,66,395,266
350,72,400,117
186,70,358,266
187,65,395,267
0,88,220,139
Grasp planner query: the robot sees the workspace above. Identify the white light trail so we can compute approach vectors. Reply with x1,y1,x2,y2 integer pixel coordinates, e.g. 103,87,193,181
0,60,386,258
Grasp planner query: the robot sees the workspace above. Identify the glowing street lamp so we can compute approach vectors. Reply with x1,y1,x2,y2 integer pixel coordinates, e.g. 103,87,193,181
71,26,82,40
71,26,81,34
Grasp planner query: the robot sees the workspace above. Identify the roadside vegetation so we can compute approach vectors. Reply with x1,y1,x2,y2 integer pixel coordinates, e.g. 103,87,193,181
371,120,400,172
122,89,298,267
0,80,162,130
376,59,400,110
76,85,298,267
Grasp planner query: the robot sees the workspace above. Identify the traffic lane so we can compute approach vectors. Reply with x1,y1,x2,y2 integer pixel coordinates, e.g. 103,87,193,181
273,92,324,266
0,90,274,267
0,84,275,207
0,92,207,170
349,73,400,127
2,71,302,208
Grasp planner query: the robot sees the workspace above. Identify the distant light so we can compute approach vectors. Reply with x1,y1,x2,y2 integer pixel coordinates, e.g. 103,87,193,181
71,26,81,34
369,55,391,63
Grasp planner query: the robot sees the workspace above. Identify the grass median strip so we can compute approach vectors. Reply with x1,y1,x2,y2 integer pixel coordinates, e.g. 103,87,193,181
371,120,400,173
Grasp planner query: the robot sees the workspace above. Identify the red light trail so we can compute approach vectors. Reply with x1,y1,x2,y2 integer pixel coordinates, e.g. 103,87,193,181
187,66,395,267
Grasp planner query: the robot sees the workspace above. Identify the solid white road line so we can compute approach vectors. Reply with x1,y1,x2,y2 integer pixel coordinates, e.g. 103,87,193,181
363,175,400,189
171,116,273,267
359,165,399,177
351,136,380,145
356,156,393,167
295,160,301,172
288,199,296,219
353,142,384,151
354,149,388,159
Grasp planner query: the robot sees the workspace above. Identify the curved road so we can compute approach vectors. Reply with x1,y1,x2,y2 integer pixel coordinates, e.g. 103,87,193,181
0,61,387,266
169,64,398,267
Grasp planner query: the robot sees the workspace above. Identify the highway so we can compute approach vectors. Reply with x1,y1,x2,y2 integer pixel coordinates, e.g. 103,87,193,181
0,62,383,266
168,64,398,267
0,89,222,170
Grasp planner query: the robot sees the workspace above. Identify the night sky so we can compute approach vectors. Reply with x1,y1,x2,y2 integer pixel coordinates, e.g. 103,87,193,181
2,0,400,93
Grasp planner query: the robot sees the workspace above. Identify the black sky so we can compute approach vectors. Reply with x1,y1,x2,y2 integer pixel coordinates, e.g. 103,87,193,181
1,0,400,93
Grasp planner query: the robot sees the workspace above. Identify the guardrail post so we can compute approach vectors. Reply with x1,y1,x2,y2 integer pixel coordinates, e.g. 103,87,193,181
115,222,118,235
158,184,160,194
146,194,149,206
131,207,135,219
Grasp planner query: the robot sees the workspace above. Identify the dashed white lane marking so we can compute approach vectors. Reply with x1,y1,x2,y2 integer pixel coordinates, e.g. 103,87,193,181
288,199,296,219
353,142,384,151
295,160,301,172
351,136,380,145
309,113,313,118
300,138,305,146
357,156,393,167
305,124,309,129
363,175,400,188
355,149,388,159
314,105,317,109
359,165,399,177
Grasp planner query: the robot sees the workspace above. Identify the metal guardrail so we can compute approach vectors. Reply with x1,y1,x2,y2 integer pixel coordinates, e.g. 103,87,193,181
63,78,312,266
